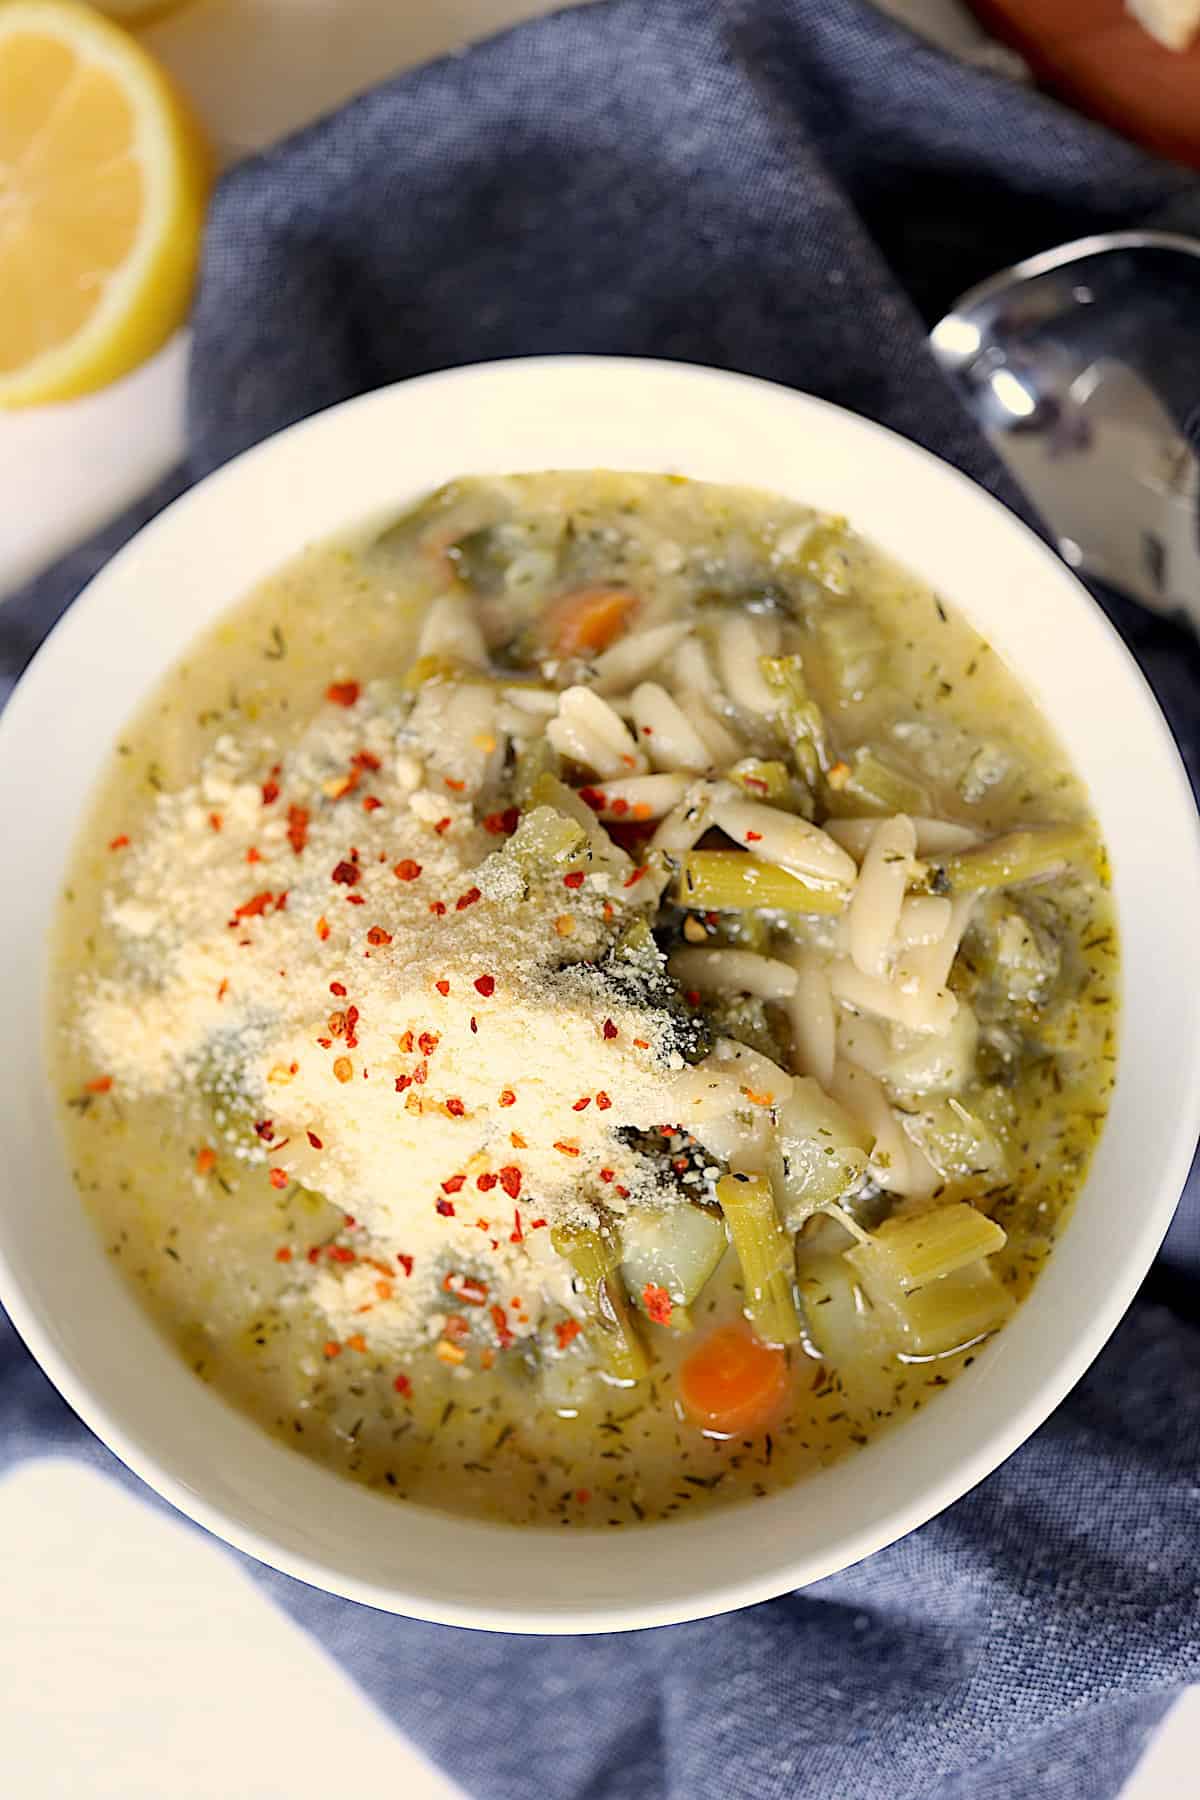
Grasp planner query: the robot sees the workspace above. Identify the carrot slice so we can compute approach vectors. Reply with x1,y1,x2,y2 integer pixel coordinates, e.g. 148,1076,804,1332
679,1324,789,1437
543,587,638,658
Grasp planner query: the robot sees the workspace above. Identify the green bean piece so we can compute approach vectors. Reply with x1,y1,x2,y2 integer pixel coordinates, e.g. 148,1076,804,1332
551,1222,649,1382
827,747,931,819
675,850,845,915
933,825,1092,895
760,655,826,788
716,1173,804,1346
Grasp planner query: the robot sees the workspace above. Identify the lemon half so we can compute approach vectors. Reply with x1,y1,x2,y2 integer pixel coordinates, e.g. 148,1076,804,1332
0,0,210,408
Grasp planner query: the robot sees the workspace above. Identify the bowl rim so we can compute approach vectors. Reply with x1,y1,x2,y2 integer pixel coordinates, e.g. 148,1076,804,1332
3,354,1199,1635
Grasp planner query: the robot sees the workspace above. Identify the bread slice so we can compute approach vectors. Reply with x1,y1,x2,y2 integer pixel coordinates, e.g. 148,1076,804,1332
1126,0,1200,50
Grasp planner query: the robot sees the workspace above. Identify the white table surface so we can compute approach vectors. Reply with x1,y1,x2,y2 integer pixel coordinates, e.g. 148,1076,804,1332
1,3,1194,1793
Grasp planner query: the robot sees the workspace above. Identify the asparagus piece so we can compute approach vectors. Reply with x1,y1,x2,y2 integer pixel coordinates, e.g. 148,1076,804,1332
716,1173,803,1346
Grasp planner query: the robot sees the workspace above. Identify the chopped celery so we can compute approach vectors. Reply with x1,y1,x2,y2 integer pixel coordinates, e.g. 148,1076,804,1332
551,1222,649,1382
619,1204,726,1331
793,1253,896,1412
897,1098,1008,1198
812,603,883,701
760,654,826,787
933,825,1091,895
849,1202,1006,1294
512,734,561,808
847,1252,1015,1357
675,850,846,915
505,804,586,872
715,1173,803,1346
826,747,931,819
726,758,794,804
529,771,630,874
796,520,854,595
769,1078,872,1228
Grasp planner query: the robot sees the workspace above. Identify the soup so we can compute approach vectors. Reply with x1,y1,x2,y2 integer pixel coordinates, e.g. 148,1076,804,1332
53,473,1117,1527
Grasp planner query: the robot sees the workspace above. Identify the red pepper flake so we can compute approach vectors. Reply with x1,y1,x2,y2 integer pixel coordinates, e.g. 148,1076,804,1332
578,787,606,812
107,834,130,851
509,1131,527,1149
329,981,347,997
442,1314,471,1344
362,795,383,813
572,1097,591,1112
476,1172,497,1192
275,1245,292,1262
316,916,331,941
433,817,452,835
396,1253,414,1278
595,1091,612,1111
366,925,392,946
413,1061,428,1085
253,1119,274,1141
685,988,701,1006
615,1184,630,1199
445,1097,466,1118
744,776,768,793
455,887,481,911
346,1333,367,1353
555,1319,582,1350
443,1272,489,1306
745,830,763,843
275,891,289,912
429,901,447,916
195,1146,216,1175
633,1038,650,1050
436,1198,457,1217
85,1075,113,1094
553,1141,580,1157
563,871,585,890
624,865,648,887
352,750,381,772
435,979,450,997
216,978,229,1002
510,1209,524,1244
531,1218,548,1230
499,1166,522,1199
418,1032,440,1056
575,1490,591,1505
642,1283,673,1325
491,1305,515,1349
498,1088,516,1107
473,974,495,998
331,860,359,886
229,890,275,924
482,807,520,835
470,1016,478,1034
261,779,280,806
268,1168,288,1189
245,847,263,865
441,1174,466,1194
394,859,422,881
345,893,365,905
610,797,630,817
394,1075,411,1094
444,776,466,792
599,1168,615,1183
324,1341,342,1359
326,681,360,707
398,1030,414,1053
393,1372,412,1395
307,1130,323,1150
602,1018,618,1040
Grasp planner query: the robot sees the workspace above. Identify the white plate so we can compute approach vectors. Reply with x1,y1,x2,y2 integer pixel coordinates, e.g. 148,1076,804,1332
1,357,1198,1633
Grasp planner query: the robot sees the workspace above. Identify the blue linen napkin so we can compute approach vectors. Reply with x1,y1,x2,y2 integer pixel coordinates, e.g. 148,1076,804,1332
4,3,1200,1795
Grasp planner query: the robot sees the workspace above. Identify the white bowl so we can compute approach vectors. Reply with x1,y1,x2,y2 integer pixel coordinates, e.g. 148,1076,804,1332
2,358,1198,1634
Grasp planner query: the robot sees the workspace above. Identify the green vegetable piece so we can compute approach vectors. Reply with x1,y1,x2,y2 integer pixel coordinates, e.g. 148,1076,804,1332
505,805,586,872
512,734,561,808
897,1098,1008,1198
529,771,629,874
849,1202,1006,1294
716,1173,803,1346
760,654,826,788
676,850,845,915
620,1204,726,1331
813,603,884,701
769,1078,872,1229
726,758,793,803
551,1222,649,1382
846,1251,1015,1357
933,825,1091,895
828,747,931,819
